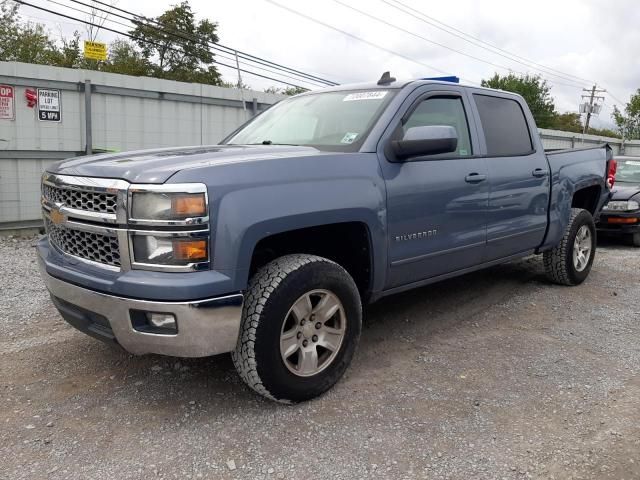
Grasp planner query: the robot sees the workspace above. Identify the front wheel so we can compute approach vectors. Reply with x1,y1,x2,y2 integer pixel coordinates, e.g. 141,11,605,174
543,208,596,285
631,232,640,247
232,254,362,403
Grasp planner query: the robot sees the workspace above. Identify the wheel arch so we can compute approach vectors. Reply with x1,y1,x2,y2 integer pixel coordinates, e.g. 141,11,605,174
245,220,377,301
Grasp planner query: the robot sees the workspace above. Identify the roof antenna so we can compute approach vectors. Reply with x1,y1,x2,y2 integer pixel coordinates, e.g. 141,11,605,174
377,71,396,85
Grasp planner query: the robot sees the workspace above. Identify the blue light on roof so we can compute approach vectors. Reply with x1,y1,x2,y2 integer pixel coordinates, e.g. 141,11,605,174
422,76,460,83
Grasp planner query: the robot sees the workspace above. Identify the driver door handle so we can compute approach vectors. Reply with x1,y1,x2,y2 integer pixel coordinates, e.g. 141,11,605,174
465,173,487,183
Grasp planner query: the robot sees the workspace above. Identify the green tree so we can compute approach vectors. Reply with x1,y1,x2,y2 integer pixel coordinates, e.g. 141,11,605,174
264,85,308,96
612,89,640,140
129,1,221,85
220,80,252,89
0,1,60,64
102,39,151,77
549,112,582,133
587,126,621,138
481,73,557,128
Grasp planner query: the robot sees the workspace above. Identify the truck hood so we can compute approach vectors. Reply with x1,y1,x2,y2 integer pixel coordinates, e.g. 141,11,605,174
48,145,328,183
610,183,640,201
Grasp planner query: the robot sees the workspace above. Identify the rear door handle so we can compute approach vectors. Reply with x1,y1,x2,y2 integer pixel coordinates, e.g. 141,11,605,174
532,168,548,178
465,173,487,183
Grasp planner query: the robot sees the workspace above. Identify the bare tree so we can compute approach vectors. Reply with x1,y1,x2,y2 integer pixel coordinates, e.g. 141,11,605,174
85,0,115,42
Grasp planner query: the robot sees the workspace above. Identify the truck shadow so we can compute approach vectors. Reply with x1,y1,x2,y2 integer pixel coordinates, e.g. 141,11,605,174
597,234,636,250
90,256,550,409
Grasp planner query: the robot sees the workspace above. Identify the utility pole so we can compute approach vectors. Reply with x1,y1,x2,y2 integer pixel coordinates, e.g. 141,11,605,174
235,51,247,111
580,85,606,134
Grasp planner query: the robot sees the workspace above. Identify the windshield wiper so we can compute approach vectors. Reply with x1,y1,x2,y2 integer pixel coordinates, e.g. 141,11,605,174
243,141,300,146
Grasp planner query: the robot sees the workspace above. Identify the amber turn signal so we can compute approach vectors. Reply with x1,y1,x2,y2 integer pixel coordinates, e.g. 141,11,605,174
173,240,208,261
607,217,638,224
172,194,206,217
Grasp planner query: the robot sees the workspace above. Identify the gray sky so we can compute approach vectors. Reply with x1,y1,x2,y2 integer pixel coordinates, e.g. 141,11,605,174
19,0,640,128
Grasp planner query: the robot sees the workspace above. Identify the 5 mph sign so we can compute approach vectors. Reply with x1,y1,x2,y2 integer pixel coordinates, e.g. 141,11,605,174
38,88,62,122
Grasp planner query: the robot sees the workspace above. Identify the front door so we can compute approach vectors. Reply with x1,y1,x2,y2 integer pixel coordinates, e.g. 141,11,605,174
379,89,489,289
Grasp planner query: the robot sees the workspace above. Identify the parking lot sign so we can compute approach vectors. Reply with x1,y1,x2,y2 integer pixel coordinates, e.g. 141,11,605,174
37,88,62,122
0,85,15,120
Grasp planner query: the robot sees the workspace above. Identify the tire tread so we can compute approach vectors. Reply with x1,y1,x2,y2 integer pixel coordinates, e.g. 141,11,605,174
543,207,592,286
231,254,347,403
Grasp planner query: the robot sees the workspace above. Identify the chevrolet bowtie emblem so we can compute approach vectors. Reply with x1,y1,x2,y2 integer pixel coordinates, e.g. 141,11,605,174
50,206,66,225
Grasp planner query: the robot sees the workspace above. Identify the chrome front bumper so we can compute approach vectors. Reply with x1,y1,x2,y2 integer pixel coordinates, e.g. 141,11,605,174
39,259,244,357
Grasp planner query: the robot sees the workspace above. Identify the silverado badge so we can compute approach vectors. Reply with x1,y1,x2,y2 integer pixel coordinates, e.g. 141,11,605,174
395,229,438,242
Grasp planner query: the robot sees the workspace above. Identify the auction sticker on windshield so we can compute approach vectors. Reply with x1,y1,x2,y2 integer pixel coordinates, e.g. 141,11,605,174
343,91,388,101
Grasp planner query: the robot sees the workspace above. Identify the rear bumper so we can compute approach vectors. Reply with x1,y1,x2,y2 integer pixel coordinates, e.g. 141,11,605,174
39,257,244,357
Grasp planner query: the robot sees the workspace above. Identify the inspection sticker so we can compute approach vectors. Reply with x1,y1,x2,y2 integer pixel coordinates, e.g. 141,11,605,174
341,132,359,144
343,91,387,101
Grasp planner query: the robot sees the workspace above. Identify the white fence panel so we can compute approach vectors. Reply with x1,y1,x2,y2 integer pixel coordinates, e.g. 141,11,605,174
0,62,283,228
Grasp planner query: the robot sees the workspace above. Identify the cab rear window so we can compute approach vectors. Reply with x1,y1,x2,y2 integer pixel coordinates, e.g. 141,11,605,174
473,94,533,156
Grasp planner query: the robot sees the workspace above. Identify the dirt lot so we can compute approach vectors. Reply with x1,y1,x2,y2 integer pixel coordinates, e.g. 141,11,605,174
1,235,639,480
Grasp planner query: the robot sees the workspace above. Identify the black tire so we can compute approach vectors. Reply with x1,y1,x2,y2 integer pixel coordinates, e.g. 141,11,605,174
232,254,362,403
631,233,640,248
543,208,596,286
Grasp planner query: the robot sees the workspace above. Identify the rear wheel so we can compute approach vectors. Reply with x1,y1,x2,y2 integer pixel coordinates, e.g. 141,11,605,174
544,208,596,286
631,233,640,247
232,254,362,403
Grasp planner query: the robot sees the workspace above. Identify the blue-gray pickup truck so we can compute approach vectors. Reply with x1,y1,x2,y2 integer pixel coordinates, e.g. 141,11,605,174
38,76,616,403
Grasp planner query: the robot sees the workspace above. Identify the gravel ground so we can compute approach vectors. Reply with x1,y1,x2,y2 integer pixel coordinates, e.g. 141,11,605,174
1,235,639,480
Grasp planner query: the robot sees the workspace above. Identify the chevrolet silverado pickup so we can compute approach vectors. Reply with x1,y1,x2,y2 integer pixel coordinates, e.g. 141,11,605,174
38,75,615,403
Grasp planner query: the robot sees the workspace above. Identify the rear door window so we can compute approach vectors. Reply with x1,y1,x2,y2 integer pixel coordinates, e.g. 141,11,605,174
473,94,533,156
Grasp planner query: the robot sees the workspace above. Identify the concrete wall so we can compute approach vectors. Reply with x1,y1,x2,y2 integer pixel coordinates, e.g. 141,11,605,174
538,128,640,156
0,62,284,228
2,61,640,230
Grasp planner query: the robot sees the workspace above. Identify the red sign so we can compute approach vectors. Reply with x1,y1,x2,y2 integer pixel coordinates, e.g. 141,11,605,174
0,85,15,120
25,88,37,108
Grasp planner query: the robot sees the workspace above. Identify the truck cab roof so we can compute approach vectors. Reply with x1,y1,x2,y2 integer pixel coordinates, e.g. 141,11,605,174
297,77,524,101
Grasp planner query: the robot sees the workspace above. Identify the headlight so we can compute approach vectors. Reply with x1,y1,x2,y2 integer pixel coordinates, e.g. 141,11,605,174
128,183,210,270
603,200,640,212
132,235,208,266
129,185,207,222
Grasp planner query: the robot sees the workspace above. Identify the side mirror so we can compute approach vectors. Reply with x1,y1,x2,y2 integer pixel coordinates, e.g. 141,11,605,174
391,125,458,160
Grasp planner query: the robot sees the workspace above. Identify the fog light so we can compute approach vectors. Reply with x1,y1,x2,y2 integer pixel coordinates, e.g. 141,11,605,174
148,312,176,329
131,310,177,334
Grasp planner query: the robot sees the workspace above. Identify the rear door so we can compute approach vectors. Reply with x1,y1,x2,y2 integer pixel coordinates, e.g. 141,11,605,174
378,86,489,288
467,91,550,260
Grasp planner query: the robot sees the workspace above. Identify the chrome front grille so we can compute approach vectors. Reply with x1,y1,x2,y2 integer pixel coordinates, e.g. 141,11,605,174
43,183,117,214
41,173,209,273
45,218,121,267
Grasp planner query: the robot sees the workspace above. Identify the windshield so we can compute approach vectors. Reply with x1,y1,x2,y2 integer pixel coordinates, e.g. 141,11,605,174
225,89,396,151
616,159,640,183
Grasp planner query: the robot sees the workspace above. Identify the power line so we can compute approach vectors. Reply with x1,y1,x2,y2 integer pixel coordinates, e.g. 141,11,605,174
265,0,479,85
14,0,315,90
329,0,585,90
380,0,594,87
44,0,330,88
73,0,339,86
61,0,335,86
605,91,627,106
